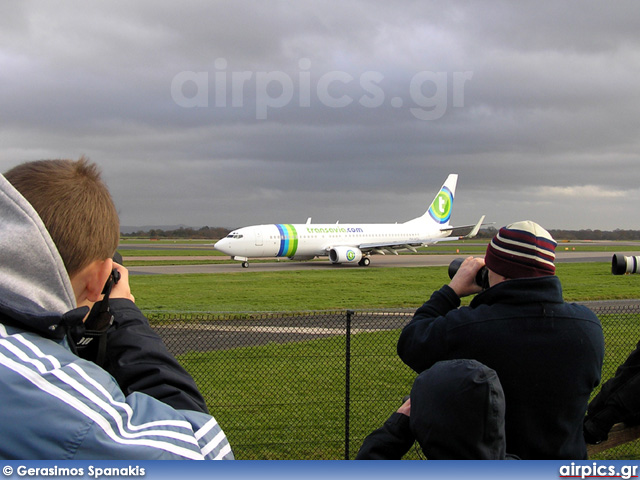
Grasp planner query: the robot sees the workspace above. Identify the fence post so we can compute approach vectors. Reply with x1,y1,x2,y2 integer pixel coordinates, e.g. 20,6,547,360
345,310,353,460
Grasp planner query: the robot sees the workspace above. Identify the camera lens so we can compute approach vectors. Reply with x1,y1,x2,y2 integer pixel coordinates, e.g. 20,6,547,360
448,258,489,289
447,258,464,280
612,254,640,275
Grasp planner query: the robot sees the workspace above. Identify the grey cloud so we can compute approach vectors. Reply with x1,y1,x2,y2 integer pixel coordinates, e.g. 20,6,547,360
1,1,639,230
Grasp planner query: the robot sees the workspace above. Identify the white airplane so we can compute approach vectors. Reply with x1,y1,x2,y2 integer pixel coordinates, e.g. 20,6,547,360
214,174,485,267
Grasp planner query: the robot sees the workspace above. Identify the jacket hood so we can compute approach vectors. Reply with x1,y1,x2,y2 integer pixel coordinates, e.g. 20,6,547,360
0,173,77,330
410,359,508,459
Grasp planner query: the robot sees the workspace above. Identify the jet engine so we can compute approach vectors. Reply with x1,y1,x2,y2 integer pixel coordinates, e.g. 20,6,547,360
328,246,362,264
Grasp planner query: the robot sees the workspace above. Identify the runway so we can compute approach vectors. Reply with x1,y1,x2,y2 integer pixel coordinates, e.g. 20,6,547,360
124,250,628,275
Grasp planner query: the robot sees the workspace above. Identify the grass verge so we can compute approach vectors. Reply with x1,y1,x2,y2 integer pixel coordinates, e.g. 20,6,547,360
132,262,638,313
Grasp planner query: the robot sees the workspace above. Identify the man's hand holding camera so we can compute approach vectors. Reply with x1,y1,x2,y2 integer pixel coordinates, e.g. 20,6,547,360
110,262,135,303
449,256,486,298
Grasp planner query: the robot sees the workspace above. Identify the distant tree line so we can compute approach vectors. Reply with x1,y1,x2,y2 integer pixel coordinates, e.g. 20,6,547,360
121,226,231,239
122,226,640,241
476,228,640,241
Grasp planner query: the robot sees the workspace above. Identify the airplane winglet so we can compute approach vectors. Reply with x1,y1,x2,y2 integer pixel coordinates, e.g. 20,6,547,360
468,215,485,239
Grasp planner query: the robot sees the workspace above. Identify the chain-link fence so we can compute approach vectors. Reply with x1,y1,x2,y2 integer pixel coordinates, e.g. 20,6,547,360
148,301,640,460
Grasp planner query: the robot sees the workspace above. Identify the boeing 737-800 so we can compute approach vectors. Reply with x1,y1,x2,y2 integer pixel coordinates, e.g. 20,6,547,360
214,174,485,267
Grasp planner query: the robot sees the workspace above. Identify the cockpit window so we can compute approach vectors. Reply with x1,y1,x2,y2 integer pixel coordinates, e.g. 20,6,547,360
226,233,243,239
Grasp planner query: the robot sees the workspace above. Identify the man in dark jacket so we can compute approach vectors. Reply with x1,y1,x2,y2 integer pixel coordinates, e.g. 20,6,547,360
6,158,210,415
397,221,604,459
80,269,211,414
356,359,515,459
584,342,640,444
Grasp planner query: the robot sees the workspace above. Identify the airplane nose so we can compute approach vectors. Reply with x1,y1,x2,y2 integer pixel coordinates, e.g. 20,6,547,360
213,239,229,254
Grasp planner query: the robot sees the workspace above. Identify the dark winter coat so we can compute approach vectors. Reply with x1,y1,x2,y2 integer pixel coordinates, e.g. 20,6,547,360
585,340,640,444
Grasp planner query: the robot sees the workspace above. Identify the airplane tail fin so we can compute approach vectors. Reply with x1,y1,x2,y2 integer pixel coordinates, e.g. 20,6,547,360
405,174,458,227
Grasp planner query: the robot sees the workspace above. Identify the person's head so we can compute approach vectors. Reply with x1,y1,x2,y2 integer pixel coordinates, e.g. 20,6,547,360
4,157,119,303
410,359,508,459
484,220,557,286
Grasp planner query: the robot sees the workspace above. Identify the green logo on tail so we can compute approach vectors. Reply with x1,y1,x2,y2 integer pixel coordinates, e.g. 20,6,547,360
428,187,453,224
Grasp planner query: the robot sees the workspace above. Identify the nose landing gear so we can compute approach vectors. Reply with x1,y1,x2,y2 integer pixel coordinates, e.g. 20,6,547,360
232,256,250,268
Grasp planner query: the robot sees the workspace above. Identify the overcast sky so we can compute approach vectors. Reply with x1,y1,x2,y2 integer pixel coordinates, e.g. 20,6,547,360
1,1,639,231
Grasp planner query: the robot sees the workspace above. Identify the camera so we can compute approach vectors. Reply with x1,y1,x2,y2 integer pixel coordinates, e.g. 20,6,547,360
73,251,122,366
611,253,640,275
102,251,122,295
448,258,490,290
90,251,122,330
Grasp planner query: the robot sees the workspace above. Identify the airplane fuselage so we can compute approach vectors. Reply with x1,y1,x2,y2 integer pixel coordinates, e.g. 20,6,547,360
214,222,442,264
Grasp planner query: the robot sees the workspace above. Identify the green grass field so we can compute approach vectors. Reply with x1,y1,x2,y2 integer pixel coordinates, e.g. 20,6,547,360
180,329,417,459
131,262,639,313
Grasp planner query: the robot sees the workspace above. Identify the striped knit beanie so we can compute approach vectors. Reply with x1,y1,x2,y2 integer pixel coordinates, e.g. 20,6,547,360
485,220,557,279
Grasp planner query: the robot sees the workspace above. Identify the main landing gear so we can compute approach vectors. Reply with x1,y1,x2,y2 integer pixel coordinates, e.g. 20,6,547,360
358,257,371,267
